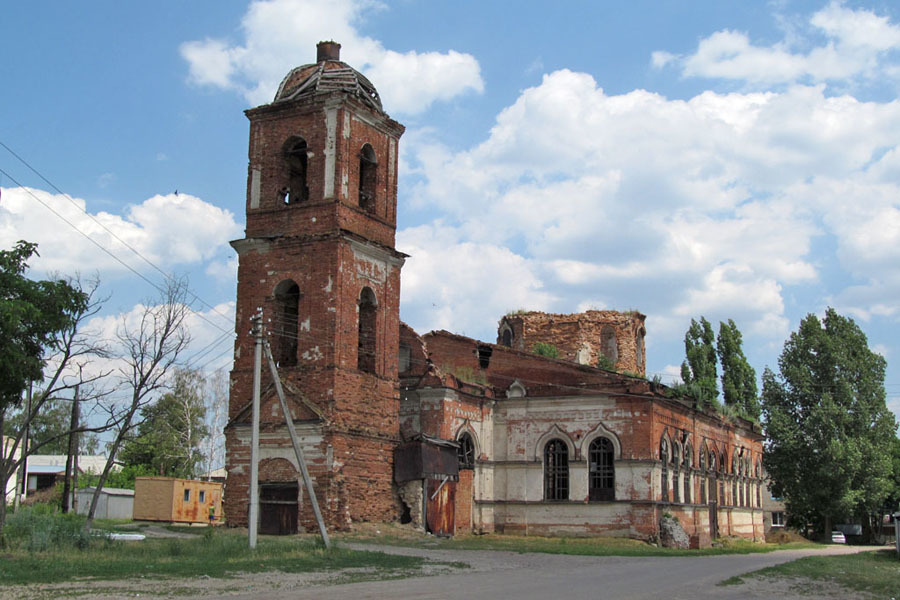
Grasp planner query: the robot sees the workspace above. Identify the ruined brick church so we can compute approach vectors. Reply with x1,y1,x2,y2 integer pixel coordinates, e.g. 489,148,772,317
224,42,764,546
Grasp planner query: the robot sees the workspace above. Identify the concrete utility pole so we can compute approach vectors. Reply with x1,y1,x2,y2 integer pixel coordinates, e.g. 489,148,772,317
263,340,331,548
249,309,263,549
62,385,80,513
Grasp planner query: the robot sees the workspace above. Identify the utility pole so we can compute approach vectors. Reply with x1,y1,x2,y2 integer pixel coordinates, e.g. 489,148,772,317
249,309,263,549
62,385,80,513
263,340,331,548
18,382,33,506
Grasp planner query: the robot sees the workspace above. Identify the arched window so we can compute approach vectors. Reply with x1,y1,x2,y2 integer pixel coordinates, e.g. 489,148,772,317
732,454,739,507
589,437,615,501
500,325,513,347
544,439,569,501
699,446,707,504
755,459,762,508
358,143,377,213
283,137,309,204
660,437,669,503
718,452,726,505
458,433,475,469
683,443,692,504
708,451,717,504
273,280,300,367
358,287,377,374
672,442,682,503
600,325,618,365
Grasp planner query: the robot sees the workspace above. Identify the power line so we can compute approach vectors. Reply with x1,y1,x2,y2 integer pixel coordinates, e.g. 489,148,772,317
0,145,234,336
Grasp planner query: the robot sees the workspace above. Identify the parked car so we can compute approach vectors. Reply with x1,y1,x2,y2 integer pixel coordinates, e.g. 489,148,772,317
831,530,846,544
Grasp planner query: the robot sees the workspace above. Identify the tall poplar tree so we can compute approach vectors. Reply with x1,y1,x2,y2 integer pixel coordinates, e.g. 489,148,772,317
680,317,718,406
717,319,759,420
761,308,896,537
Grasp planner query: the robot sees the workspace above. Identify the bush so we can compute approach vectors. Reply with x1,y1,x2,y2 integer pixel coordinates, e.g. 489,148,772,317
532,343,560,358
4,505,93,552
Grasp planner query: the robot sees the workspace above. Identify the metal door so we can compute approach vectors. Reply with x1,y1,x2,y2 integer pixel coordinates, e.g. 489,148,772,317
426,478,455,536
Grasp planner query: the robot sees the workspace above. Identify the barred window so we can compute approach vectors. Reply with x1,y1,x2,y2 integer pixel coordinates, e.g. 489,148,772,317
544,439,569,501
589,437,614,501
458,433,475,469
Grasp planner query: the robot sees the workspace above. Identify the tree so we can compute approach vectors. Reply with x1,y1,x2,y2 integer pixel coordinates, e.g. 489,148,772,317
119,369,208,479
0,243,110,539
761,308,897,539
2,397,99,455
201,369,228,479
83,279,191,531
716,319,760,420
0,240,88,410
680,317,718,406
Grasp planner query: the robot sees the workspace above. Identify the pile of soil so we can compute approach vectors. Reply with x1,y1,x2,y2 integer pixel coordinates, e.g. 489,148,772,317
765,529,809,544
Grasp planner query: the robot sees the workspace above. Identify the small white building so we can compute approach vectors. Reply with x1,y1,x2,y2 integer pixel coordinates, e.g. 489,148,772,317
76,487,134,520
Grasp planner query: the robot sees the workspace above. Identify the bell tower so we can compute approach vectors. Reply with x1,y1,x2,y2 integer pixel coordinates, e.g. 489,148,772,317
225,41,406,531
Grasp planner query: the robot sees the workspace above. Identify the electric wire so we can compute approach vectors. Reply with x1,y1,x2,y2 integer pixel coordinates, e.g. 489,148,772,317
0,143,234,335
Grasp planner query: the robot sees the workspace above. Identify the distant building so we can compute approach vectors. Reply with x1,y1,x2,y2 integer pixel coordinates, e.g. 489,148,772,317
134,477,223,524
76,487,134,520
24,455,113,496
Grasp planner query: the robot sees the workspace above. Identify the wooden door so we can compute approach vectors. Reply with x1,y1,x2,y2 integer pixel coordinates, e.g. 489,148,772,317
259,483,299,535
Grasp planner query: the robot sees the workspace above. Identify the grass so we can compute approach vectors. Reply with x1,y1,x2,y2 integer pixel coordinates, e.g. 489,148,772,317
343,528,820,557
0,508,430,587
721,549,900,597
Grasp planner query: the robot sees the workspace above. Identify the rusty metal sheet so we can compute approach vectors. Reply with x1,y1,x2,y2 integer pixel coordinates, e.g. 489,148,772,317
394,439,459,483
426,478,455,536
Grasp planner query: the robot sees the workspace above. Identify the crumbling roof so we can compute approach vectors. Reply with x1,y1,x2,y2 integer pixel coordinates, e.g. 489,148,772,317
273,60,382,112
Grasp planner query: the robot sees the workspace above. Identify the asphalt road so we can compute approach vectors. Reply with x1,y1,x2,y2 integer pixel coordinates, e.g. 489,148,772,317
228,543,881,600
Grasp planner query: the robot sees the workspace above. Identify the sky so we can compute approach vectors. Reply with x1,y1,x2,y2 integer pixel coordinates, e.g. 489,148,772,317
2,0,900,426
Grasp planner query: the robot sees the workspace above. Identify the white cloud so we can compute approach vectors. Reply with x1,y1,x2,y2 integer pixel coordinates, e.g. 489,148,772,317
656,2,900,87
0,187,242,279
400,63,900,343
180,0,483,114
397,224,555,337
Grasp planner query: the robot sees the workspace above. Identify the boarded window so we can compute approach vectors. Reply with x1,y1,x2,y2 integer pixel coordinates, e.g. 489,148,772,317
359,143,377,213
274,280,300,367
544,439,569,501
589,437,614,501
283,137,309,204
458,433,475,469
600,325,618,364
358,287,377,374
399,343,411,373
636,328,645,369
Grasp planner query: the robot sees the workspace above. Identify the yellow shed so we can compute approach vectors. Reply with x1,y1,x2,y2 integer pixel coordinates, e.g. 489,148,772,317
133,477,223,524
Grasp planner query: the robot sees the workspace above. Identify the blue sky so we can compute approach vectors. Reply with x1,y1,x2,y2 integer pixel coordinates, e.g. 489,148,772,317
2,0,900,424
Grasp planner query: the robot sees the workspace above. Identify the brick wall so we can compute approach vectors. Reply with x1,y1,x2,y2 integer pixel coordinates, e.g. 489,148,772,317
498,310,647,375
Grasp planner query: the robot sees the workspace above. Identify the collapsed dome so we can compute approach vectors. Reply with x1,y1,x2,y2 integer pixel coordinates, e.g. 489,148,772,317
273,41,383,112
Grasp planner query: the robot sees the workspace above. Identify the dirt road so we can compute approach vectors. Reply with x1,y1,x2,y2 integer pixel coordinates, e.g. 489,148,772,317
225,543,878,600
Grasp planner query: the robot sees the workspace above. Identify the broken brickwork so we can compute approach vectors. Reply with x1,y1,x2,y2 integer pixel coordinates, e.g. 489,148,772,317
498,310,647,375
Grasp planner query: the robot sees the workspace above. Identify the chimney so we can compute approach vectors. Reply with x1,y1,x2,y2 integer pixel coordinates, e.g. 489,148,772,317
316,41,341,62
